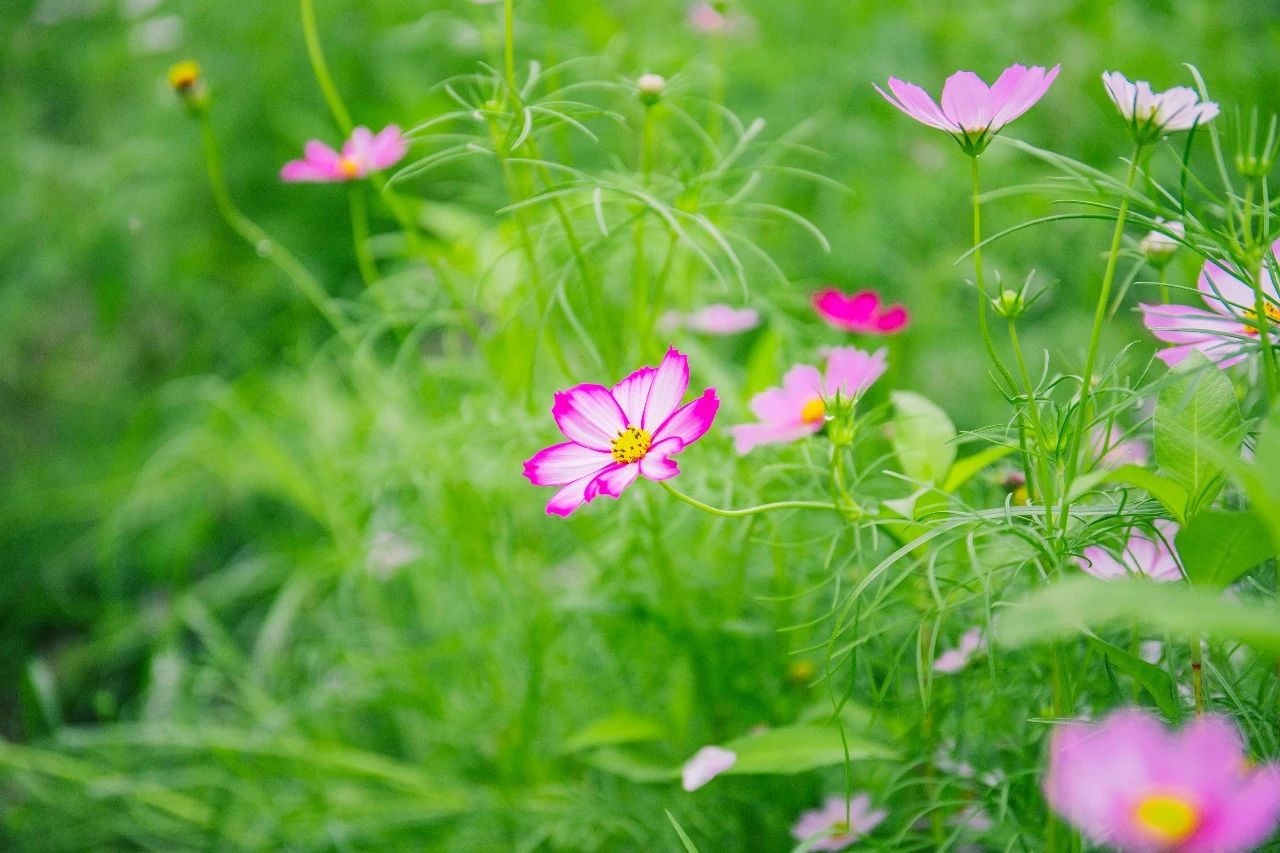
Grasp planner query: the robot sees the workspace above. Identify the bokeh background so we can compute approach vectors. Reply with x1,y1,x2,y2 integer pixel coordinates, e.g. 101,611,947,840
4,0,1280,848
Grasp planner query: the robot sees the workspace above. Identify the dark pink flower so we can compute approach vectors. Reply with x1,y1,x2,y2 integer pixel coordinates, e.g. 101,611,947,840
280,125,407,183
792,794,887,851
875,64,1059,155
812,288,909,335
523,348,719,516
1046,708,1280,852
1140,241,1280,368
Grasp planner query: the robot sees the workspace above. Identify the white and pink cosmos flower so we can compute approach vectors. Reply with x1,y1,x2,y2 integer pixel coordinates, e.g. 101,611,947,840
1046,708,1280,853
1140,241,1280,368
812,288,909,335
523,348,719,516
874,64,1060,155
1074,520,1182,582
281,125,407,183
1102,71,1219,142
731,347,887,454
792,794,887,851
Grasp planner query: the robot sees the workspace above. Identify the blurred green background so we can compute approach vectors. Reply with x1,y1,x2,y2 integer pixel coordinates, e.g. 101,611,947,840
3,0,1280,848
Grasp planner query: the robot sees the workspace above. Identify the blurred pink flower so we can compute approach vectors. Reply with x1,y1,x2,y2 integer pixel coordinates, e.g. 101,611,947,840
523,348,719,516
731,346,887,453
1092,425,1149,467
1102,71,1219,141
1075,520,1182,582
874,64,1059,155
1140,241,1280,368
687,1,752,35
934,627,984,674
663,304,760,335
681,745,736,791
281,125,407,183
813,288,909,335
792,794,887,851
1046,708,1280,852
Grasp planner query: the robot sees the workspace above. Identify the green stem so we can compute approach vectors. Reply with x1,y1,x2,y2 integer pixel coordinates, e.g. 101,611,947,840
1158,266,1170,304
659,482,839,518
1007,317,1056,530
298,0,353,133
632,106,656,349
501,0,518,105
348,184,379,287
1242,180,1279,406
970,156,1018,393
1190,635,1205,714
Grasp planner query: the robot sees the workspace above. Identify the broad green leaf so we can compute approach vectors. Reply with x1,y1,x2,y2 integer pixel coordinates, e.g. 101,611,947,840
583,747,677,783
891,391,957,484
743,327,783,400
941,444,1017,493
1085,634,1180,721
562,713,665,752
1154,352,1242,514
1101,465,1189,523
718,724,897,775
1175,509,1276,589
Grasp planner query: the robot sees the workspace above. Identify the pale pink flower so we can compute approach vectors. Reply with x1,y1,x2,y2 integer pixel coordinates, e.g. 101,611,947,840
731,346,887,454
874,64,1060,155
280,125,407,183
1092,425,1150,467
1102,72,1219,142
812,288,909,335
523,348,719,516
792,794,887,851
663,304,760,335
934,627,984,674
1075,520,1182,582
1046,708,1280,852
1140,240,1280,368
680,745,736,791
687,1,752,35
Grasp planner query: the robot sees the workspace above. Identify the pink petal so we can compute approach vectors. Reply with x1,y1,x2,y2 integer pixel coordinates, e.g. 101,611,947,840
612,366,657,426
584,463,640,502
781,364,825,403
874,305,910,333
991,64,1059,128
523,442,613,486
823,346,888,398
303,140,341,168
1075,546,1127,579
341,126,376,164
748,386,801,424
681,745,737,791
940,70,992,131
1194,765,1280,853
640,347,691,431
552,384,628,451
545,467,608,517
367,124,408,170
686,304,760,334
280,159,341,183
876,78,956,132
813,288,878,326
731,420,820,454
638,436,683,480
652,388,719,446
1199,260,1259,315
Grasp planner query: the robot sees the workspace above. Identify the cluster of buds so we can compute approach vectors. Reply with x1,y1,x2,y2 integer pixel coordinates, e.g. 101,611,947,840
1234,110,1279,179
167,59,208,114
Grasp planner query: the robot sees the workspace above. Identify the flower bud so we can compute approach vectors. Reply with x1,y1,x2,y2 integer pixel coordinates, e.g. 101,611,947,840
1140,218,1184,267
167,60,208,113
825,393,858,447
1235,151,1275,180
992,288,1025,319
636,73,665,106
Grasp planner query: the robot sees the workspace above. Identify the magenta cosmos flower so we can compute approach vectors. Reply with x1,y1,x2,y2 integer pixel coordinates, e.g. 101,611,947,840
1140,242,1280,368
792,794,887,851
812,288,909,335
523,348,719,516
875,64,1060,155
280,125,407,183
731,346,887,454
1074,520,1182,582
1046,708,1280,852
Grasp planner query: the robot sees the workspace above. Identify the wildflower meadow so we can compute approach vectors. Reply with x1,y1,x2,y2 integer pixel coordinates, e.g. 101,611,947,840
8,1,1280,850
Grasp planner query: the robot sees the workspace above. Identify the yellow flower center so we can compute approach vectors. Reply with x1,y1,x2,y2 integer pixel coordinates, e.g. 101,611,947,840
800,397,826,424
1242,302,1280,336
337,157,361,178
1134,793,1199,844
610,425,652,464
167,60,201,92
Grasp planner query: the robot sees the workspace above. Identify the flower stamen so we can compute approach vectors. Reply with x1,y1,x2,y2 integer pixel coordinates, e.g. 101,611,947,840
337,157,361,178
800,397,826,424
610,425,652,464
1134,792,1199,844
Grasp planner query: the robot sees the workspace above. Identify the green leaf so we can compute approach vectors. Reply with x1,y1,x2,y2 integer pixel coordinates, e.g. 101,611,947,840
562,713,665,752
941,444,1016,493
582,747,678,783
718,724,897,775
1175,509,1277,589
1154,352,1243,514
1085,634,1180,721
1101,465,1189,523
891,391,957,484
666,811,702,853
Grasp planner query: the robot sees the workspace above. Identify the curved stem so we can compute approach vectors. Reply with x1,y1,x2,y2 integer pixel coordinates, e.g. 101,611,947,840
970,156,1018,393
299,0,353,133
659,481,839,518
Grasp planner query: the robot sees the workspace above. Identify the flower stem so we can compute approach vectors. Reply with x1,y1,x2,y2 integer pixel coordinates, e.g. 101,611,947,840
1242,180,1279,406
502,0,518,106
1158,267,1170,304
348,184,379,287
1007,317,1056,530
632,106,656,347
970,156,1018,393
659,482,839,518
1190,634,1205,715
298,0,353,133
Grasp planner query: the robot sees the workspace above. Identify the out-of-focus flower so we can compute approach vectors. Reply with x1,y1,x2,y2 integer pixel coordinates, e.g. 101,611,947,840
167,59,207,112
813,288,909,335
731,347,887,453
874,64,1060,156
1141,218,1185,268
366,530,422,580
281,125,407,183
788,658,817,685
1075,520,1182,582
687,1,752,35
636,73,665,105
1140,241,1280,368
1046,708,1280,852
951,804,994,833
1000,468,1030,504
523,348,719,516
1102,72,1219,143
662,304,760,335
934,627,984,674
1092,425,1149,468
792,794,887,851
681,745,736,791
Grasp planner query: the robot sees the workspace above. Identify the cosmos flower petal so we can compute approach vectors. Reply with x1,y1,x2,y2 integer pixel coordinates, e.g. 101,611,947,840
523,441,614,486
584,462,640,502
653,388,720,446
681,745,737,791
552,383,628,450
731,421,820,454
940,70,992,130
823,346,888,398
638,437,683,480
1202,766,1280,852
545,468,607,517
612,366,657,426
641,348,691,430
877,79,955,131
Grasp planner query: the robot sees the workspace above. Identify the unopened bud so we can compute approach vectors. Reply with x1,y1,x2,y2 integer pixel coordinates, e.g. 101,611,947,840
1235,152,1273,180
167,60,207,113
992,288,1025,319
636,73,665,106
1140,218,1184,267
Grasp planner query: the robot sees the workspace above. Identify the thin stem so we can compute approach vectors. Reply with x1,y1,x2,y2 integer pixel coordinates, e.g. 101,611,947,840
1158,266,1170,304
501,0,518,106
1242,179,1279,405
1007,317,1056,530
659,481,839,518
1190,635,1205,714
632,106,656,348
348,184,379,287
298,0,353,133
970,157,1018,393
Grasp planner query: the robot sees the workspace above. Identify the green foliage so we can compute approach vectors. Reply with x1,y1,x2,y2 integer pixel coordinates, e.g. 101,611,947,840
1176,509,1277,589
1153,351,1244,516
890,391,957,484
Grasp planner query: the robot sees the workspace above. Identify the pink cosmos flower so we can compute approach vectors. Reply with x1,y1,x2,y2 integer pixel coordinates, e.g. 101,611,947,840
662,304,760,335
280,125,407,183
934,627,985,674
1074,520,1182,582
792,794,887,851
1045,708,1280,853
523,348,719,516
812,288,910,335
681,745,736,791
687,1,752,35
874,64,1060,155
1092,425,1150,468
1102,72,1219,142
1140,241,1280,368
731,346,888,454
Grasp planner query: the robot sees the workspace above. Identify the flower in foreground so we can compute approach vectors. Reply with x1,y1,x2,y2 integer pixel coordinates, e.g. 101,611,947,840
792,794,887,851
812,288,909,335
1074,519,1182,582
661,304,760,335
681,745,736,791
523,348,719,516
1102,72,1219,143
874,64,1060,155
933,627,984,674
1046,708,1280,852
280,125,407,183
731,346,887,453
1140,241,1280,368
